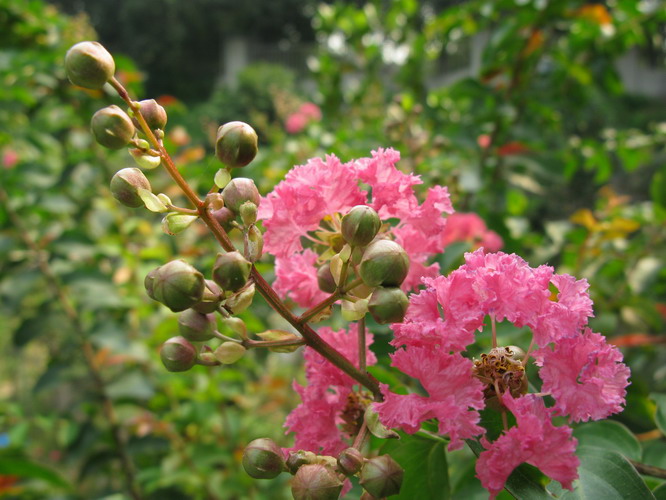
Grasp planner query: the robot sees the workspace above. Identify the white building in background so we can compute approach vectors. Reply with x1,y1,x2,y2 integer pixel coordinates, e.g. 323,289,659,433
220,33,666,99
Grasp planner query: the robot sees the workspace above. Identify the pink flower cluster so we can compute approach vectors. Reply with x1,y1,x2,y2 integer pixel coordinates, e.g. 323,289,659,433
285,102,322,134
374,249,630,498
258,148,454,308
441,212,503,252
284,323,376,455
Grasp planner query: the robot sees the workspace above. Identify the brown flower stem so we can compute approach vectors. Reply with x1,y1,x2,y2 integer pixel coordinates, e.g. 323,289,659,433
352,419,368,450
244,338,306,349
166,205,199,216
0,188,143,500
358,316,367,372
109,78,382,400
630,460,666,480
297,277,364,324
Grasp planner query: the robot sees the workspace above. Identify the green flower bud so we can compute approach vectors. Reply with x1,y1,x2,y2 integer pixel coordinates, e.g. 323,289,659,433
65,41,115,89
211,206,236,232
212,251,251,292
225,283,255,314
152,260,205,312
91,105,135,149
213,341,246,364
222,178,261,213
287,450,318,475
240,201,258,226
110,167,151,208
291,464,343,500
242,438,285,479
341,205,381,247
359,455,404,498
368,287,409,324
192,280,222,314
215,121,259,167
132,99,167,131
337,448,365,476
177,309,216,342
359,239,410,287
205,192,225,211
160,336,197,372
317,263,337,294
245,225,263,263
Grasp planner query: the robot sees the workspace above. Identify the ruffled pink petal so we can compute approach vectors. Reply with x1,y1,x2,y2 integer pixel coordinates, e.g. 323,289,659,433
535,329,630,422
273,250,328,308
476,394,579,499
375,348,484,450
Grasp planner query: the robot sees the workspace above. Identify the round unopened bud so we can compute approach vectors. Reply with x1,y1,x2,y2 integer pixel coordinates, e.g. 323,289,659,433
65,41,115,89
242,438,285,479
213,342,246,364
211,206,236,232
222,178,260,213
341,205,381,247
160,336,197,372
317,264,337,294
359,239,410,287
292,464,343,500
133,99,167,130
178,310,216,342
110,167,151,207
359,455,404,498
287,450,318,474
212,252,251,292
215,121,259,167
337,448,365,476
91,105,135,149
152,260,205,312
368,287,409,324
192,280,222,314
240,201,258,226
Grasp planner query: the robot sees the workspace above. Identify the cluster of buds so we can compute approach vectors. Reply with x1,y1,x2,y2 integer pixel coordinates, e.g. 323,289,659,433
242,438,403,499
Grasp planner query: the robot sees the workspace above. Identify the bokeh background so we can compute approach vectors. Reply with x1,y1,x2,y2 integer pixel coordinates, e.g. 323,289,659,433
1,0,665,498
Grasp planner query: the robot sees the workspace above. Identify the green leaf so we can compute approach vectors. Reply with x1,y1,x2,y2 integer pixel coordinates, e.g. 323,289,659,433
650,393,666,435
0,456,70,489
653,483,666,500
137,188,167,212
381,434,450,500
106,370,155,401
549,447,654,499
573,420,641,461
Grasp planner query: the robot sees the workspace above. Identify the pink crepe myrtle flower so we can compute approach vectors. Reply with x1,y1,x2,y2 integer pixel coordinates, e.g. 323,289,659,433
441,212,503,252
375,249,629,496
476,394,580,499
259,148,453,307
284,323,377,455
285,102,322,134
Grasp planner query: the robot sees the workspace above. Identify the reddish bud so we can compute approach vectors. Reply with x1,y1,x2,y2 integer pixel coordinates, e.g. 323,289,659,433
91,105,135,149
215,121,258,167
177,309,216,342
110,167,151,208
360,455,404,498
222,178,260,213
291,464,343,500
242,438,285,479
65,41,115,89
160,336,197,372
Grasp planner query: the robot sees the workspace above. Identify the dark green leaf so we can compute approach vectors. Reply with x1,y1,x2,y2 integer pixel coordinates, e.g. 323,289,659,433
573,420,641,461
0,456,70,489
650,393,666,435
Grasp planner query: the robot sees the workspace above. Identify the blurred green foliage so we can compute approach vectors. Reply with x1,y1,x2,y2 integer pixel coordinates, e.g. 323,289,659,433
1,0,666,498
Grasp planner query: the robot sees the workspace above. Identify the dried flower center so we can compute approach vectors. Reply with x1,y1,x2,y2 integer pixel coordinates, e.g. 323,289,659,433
472,346,528,402
339,391,371,437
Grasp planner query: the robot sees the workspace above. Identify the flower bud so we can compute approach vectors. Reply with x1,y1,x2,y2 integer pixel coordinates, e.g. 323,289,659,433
162,213,198,235
65,41,115,89
211,206,236,232
291,464,343,500
341,205,381,247
359,455,404,498
144,267,159,300
91,105,135,149
222,178,261,213
177,309,216,342
317,263,337,294
133,99,167,131
242,438,285,479
212,252,251,292
240,201,258,226
110,167,151,208
225,283,255,314
205,192,225,211
192,280,222,314
287,450,318,474
129,148,161,169
245,225,263,263
367,287,409,324
337,448,364,476
152,260,205,312
215,121,259,167
359,239,410,287
213,341,246,364
160,336,197,372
